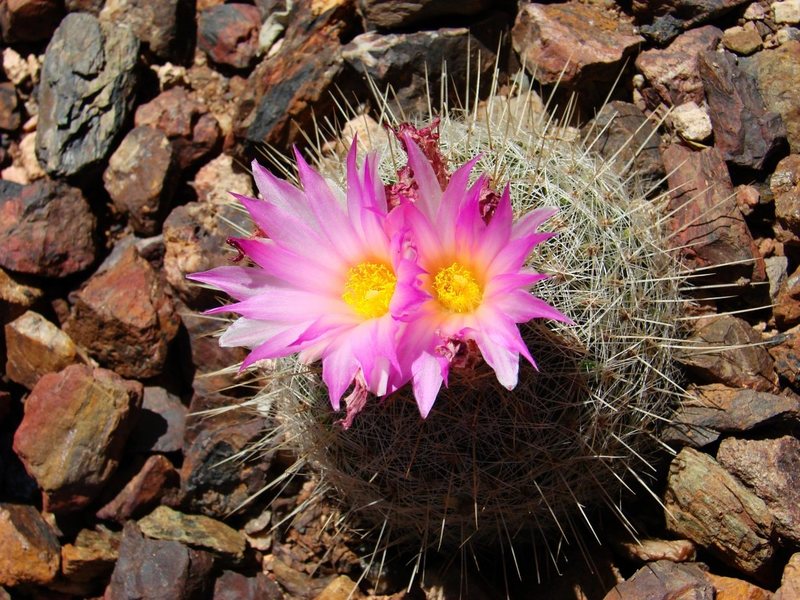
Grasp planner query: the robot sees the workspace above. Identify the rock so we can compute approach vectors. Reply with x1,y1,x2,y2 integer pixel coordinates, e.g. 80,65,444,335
601,560,713,600
97,455,179,522
99,0,194,62
128,387,188,454
737,183,762,217
1,48,39,88
717,435,800,544
198,4,262,69
663,384,800,446
192,153,253,205
698,50,786,170
775,264,800,328
13,364,143,513
512,2,642,88
776,553,800,600
0,83,20,132
631,0,750,23
670,101,713,142
664,447,776,581
678,315,778,391
661,144,763,284
636,25,722,106
315,575,363,600
61,527,120,583
639,14,684,45
0,503,60,587
64,244,180,379
774,0,800,24
213,569,284,600
613,538,697,563
706,572,773,600
64,0,104,14
36,13,139,178
103,126,178,236
4,310,79,389
359,0,492,30
771,154,800,247
769,325,800,384
741,41,800,152
106,521,214,600
134,86,222,171
581,101,664,181
138,505,246,560
17,133,46,183
0,0,64,43
0,178,97,278
722,23,763,55
0,268,43,325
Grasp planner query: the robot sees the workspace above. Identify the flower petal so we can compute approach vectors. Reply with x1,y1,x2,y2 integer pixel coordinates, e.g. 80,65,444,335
512,206,558,239
322,343,359,410
403,135,442,221
187,266,284,300
412,352,445,418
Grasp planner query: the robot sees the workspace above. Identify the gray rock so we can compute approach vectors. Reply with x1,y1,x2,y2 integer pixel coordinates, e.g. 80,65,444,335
36,13,140,178
99,0,194,62
359,0,493,30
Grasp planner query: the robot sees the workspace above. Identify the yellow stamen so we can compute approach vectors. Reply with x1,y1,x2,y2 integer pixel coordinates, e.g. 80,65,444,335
432,262,482,313
342,262,396,319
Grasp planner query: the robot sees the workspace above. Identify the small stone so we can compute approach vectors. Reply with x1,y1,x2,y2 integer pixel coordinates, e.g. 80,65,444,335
0,178,97,278
96,455,179,522
13,364,143,513
771,155,800,247
64,244,180,379
99,0,194,62
103,126,177,236
0,83,20,132
639,13,684,45
212,570,284,600
4,310,79,389
774,0,800,24
134,86,222,171
0,268,43,325
128,386,187,454
315,575,363,600
636,26,722,106
512,2,642,88
737,184,761,217
198,4,262,69
632,0,750,23
36,13,139,178
18,132,46,183
359,0,492,30
722,23,763,55
776,553,800,600
769,325,800,384
601,560,714,600
706,572,773,600
670,101,713,143
192,153,253,205
698,50,786,170
65,0,104,14
717,435,800,544
138,505,246,560
2,48,39,87
613,538,697,564
775,264,800,328
0,0,64,43
0,503,60,587
664,447,776,580
61,527,119,583
746,3,769,19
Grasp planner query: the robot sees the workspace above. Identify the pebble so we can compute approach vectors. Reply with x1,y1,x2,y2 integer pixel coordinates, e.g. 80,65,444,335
96,455,179,523
670,101,713,143
774,0,800,24
722,22,763,55
770,154,800,248
60,527,120,584
198,4,262,69
0,503,60,587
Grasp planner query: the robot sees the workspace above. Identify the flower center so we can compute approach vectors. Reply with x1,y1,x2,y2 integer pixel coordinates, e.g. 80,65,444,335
432,262,483,313
342,262,397,319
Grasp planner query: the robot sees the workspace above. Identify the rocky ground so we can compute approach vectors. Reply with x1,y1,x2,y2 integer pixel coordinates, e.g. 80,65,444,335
1,0,800,598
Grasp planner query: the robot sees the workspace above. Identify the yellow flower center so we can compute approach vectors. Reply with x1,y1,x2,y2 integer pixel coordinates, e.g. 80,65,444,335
342,262,397,319
432,262,483,313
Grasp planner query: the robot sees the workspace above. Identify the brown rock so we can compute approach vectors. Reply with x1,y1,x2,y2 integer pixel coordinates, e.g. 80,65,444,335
128,386,188,454
662,384,800,446
0,504,60,587
771,154,800,248
664,447,776,581
706,573,773,600
722,23,763,55
631,0,750,23
65,244,180,379
776,552,800,600
13,364,143,513
64,0,104,14
97,455,179,522
61,527,120,583
5,310,79,389
741,41,800,152
106,521,214,600
670,100,713,143
678,315,778,391
103,126,177,236
601,560,713,600
636,25,722,106
134,86,222,171
192,153,253,205
99,0,194,62
359,0,492,30
0,178,97,278
661,144,763,284
512,2,642,88
315,575,363,600
212,569,284,600
198,4,262,69
698,50,786,170
0,268,44,324
769,325,800,384
0,0,64,43
0,83,20,132
138,505,246,560
613,538,697,563
717,435,800,545
775,264,800,328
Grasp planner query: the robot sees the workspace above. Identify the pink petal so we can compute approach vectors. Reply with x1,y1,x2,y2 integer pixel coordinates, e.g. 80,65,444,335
486,232,556,275
403,135,442,221
474,331,520,390
495,289,573,324
219,317,290,348
484,271,549,297
512,206,558,239
438,155,480,246
479,184,513,260
251,160,315,225
411,352,445,418
322,344,360,410
187,266,284,300
241,322,315,369
207,288,340,322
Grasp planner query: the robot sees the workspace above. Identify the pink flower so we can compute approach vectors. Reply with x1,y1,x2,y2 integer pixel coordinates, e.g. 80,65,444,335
188,141,419,414
394,137,573,417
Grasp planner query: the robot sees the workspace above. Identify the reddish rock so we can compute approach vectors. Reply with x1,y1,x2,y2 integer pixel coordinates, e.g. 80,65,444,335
103,126,177,236
631,0,750,22
613,538,696,563
97,455,179,522
661,144,763,284
0,0,64,43
134,86,222,171
698,50,786,170
717,435,800,545
64,0,104,14
769,325,800,383
213,569,284,600
776,552,800,600
0,178,97,278
13,364,143,513
65,244,180,379
0,268,44,329
191,153,253,205
99,0,194,62
771,154,800,247
0,83,20,132
5,310,79,389
706,573,772,600
105,521,214,600
61,528,120,583
664,447,776,581
512,2,642,88
601,560,713,600
128,387,188,454
359,0,491,29
774,264,800,329
0,503,60,587
636,25,722,106
198,4,262,69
